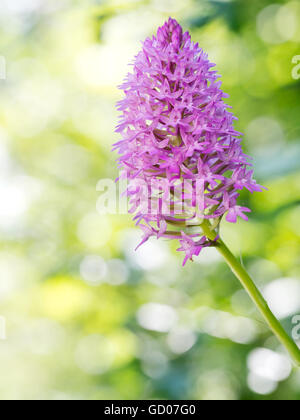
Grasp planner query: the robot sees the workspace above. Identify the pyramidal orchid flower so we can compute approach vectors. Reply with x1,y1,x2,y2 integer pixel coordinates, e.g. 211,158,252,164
113,18,300,366
114,18,263,265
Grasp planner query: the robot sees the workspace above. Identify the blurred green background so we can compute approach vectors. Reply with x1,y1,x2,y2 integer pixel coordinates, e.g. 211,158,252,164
0,0,300,401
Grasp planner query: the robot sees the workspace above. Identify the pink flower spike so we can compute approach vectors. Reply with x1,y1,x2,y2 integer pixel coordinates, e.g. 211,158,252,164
114,18,264,265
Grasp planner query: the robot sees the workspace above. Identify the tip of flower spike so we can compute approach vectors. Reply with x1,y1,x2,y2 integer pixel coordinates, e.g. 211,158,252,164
160,17,181,31
157,17,184,48
166,17,181,29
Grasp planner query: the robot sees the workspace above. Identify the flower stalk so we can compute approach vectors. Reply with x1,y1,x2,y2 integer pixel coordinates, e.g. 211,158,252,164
201,220,300,367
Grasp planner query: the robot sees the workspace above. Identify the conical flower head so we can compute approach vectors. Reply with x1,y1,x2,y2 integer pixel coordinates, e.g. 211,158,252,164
114,18,264,265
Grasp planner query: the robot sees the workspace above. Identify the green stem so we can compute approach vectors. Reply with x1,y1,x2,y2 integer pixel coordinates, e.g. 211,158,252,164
201,220,300,367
